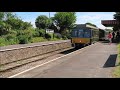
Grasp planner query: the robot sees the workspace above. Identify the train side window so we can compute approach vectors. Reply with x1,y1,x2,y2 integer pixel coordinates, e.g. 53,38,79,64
84,29,91,38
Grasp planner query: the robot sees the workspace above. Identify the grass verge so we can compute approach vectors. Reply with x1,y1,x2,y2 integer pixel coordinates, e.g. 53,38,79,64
112,43,120,78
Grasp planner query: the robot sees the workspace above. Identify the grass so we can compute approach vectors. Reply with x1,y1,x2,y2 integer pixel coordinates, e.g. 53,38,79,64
0,36,66,47
31,37,63,43
31,37,47,43
112,43,120,78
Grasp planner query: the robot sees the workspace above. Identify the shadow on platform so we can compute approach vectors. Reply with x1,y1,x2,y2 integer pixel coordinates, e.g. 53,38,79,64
103,54,117,68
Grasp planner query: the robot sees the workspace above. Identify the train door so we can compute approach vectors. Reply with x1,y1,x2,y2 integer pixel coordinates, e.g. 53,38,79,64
84,29,91,45
89,29,93,44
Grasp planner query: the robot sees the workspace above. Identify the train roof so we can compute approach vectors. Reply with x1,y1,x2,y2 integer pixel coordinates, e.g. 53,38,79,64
74,24,99,30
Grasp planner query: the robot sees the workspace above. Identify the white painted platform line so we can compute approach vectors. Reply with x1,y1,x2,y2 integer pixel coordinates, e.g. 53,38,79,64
8,42,99,78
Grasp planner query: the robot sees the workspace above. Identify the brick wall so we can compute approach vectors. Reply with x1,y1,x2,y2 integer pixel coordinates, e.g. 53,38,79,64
0,40,71,65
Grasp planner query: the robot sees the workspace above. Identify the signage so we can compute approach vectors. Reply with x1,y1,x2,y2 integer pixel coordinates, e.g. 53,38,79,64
46,29,54,33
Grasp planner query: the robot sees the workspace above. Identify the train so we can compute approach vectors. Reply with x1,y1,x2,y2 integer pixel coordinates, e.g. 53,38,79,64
71,24,109,48
99,28,109,41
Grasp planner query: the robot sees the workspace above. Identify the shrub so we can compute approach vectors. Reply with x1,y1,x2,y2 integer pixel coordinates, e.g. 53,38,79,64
35,28,45,37
62,35,68,40
66,33,71,39
9,30,17,35
17,29,34,42
8,39,17,45
54,33,62,39
5,34,16,41
33,31,39,37
18,35,29,44
31,37,47,43
0,37,6,46
38,29,45,37
45,33,51,40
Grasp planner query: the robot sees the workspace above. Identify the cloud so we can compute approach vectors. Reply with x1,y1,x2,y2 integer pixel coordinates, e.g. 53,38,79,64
76,12,115,29
18,12,56,28
17,12,115,29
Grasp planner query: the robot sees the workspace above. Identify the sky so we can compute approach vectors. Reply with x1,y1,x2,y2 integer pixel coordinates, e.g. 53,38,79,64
15,12,115,29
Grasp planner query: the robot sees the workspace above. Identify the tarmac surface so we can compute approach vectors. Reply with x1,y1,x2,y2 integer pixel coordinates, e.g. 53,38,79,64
10,42,117,78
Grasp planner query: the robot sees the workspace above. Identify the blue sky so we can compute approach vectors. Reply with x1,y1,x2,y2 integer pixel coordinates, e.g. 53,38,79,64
15,12,115,29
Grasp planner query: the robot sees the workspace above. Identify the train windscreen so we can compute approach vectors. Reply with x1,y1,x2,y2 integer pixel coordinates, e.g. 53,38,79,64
72,29,78,37
78,29,84,38
72,29,91,38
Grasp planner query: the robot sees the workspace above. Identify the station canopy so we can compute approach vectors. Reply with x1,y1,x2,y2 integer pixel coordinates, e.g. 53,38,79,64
101,20,119,27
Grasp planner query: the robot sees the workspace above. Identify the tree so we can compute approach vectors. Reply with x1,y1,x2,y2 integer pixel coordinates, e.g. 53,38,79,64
114,12,120,21
53,12,76,34
35,15,52,29
5,14,32,30
113,12,120,31
0,12,4,21
0,12,33,36
0,12,13,35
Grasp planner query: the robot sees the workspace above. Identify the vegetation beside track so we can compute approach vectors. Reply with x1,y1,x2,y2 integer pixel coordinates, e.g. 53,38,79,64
113,43,120,78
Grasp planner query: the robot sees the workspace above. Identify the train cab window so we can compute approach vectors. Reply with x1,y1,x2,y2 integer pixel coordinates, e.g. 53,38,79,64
72,29,78,37
78,29,84,38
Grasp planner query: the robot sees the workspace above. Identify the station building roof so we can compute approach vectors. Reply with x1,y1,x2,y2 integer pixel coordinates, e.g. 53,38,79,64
101,20,119,27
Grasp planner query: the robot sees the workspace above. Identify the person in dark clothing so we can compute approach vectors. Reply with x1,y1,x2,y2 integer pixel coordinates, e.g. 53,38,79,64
112,31,115,43
116,31,120,43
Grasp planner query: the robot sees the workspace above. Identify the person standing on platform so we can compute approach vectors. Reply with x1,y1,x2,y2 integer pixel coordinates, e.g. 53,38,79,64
116,31,120,43
108,32,113,44
112,31,115,43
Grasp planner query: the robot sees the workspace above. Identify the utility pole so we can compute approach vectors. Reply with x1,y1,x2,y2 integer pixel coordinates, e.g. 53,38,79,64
49,12,50,18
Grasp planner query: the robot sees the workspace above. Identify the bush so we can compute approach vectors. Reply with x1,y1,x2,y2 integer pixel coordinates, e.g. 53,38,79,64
4,33,19,45
16,29,35,42
62,35,68,40
38,29,45,37
35,28,45,37
8,39,17,45
45,33,51,40
31,37,47,43
5,34,16,41
113,44,120,77
66,33,71,39
9,30,17,35
18,35,29,44
62,29,71,39
54,33,62,39
33,31,39,37
0,36,19,46
0,37,6,46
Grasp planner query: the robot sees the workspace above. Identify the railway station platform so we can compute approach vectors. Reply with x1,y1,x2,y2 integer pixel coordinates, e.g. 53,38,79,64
10,41,118,78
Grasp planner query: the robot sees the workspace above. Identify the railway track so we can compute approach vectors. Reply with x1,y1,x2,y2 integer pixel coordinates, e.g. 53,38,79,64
0,47,78,78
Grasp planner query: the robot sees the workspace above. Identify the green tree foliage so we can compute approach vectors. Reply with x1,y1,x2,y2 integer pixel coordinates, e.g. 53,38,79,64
0,12,4,20
18,35,29,44
0,12,65,46
113,12,120,31
45,33,51,40
35,28,45,37
5,16,32,30
0,12,32,34
114,12,120,21
53,12,76,34
35,15,52,29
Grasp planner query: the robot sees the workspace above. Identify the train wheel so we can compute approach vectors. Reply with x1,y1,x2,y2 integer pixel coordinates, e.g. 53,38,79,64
75,43,79,49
